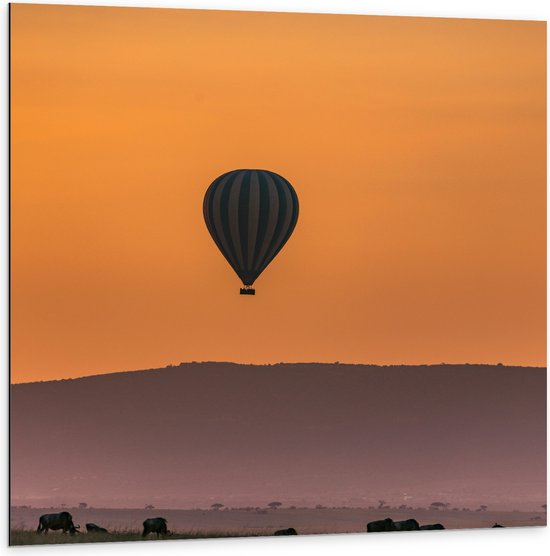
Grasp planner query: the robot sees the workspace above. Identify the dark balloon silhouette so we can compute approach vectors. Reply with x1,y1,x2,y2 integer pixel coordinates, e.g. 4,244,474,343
203,169,299,294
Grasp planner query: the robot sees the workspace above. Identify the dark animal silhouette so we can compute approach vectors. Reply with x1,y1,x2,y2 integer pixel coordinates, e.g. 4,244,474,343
86,523,108,533
367,517,422,533
392,518,420,531
36,512,79,535
142,517,169,537
492,523,505,528
420,523,445,530
274,527,298,536
367,518,395,532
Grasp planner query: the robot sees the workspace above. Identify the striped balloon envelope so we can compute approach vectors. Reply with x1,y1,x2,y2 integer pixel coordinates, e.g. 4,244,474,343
203,169,299,295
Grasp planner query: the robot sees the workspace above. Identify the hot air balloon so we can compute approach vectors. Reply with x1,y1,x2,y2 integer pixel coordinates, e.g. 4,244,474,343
203,169,299,295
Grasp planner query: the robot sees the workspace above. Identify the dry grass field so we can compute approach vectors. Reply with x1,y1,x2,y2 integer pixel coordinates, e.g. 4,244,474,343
10,507,546,545
10,529,265,545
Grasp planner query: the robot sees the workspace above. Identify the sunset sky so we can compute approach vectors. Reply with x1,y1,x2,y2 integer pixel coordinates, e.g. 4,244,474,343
11,4,546,383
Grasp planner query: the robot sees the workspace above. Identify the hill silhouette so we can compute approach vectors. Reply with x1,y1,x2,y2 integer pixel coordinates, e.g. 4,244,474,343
10,362,546,509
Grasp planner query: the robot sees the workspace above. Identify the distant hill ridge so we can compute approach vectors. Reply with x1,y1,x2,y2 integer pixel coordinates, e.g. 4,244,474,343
10,362,546,509
11,361,545,386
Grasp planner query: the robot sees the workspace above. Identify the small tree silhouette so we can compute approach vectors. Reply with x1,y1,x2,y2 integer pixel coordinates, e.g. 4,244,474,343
211,503,224,510
145,504,155,510
377,500,386,509
268,501,282,510
430,502,448,511
78,502,88,509
477,505,488,512
542,504,547,512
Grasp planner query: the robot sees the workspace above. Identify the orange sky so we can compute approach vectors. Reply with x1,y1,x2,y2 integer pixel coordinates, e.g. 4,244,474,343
10,4,546,383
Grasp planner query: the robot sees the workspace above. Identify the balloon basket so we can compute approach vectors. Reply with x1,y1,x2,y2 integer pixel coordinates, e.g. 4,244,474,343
240,288,255,295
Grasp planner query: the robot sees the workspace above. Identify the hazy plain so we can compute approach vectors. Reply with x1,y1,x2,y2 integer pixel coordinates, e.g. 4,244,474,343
10,506,546,545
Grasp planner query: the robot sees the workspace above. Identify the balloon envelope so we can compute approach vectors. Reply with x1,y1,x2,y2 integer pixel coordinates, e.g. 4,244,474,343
203,169,299,289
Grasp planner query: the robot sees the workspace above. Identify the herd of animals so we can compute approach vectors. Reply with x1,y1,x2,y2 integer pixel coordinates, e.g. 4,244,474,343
36,513,170,537
366,518,505,531
34,511,506,538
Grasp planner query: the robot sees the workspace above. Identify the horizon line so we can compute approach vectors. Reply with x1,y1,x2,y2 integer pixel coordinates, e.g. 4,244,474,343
10,360,547,386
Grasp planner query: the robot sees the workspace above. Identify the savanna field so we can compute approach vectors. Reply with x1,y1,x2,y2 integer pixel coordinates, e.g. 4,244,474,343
10,506,547,545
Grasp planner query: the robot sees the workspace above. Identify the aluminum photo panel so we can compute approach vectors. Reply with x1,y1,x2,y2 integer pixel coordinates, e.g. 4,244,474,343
9,2,547,546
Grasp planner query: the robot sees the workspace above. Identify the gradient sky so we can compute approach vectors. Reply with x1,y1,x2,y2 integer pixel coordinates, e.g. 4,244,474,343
11,4,546,382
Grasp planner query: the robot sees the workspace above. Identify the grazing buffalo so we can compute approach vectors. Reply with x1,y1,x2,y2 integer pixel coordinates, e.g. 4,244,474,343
367,518,395,532
420,524,445,530
142,517,169,538
274,528,298,536
492,523,505,528
37,512,79,535
392,519,420,531
86,523,109,533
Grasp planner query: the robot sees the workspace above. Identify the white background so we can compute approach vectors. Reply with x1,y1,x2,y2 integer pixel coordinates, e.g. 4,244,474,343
1,1,548,555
